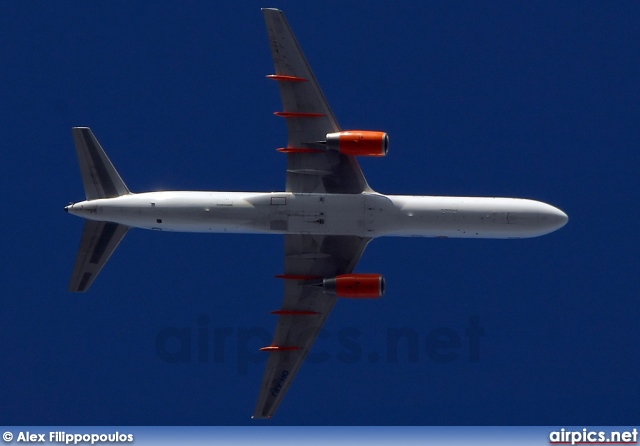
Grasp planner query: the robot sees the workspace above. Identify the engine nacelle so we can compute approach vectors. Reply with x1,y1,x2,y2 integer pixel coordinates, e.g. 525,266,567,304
325,131,389,157
323,274,385,298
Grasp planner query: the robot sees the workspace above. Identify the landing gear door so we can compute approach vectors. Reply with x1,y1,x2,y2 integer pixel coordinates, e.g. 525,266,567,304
270,195,289,231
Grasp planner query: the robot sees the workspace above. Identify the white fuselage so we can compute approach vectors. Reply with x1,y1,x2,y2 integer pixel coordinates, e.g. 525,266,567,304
66,191,568,239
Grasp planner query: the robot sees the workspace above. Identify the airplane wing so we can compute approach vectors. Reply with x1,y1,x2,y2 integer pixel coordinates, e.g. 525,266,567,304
253,9,374,418
254,9,374,419
253,234,371,418
262,8,371,194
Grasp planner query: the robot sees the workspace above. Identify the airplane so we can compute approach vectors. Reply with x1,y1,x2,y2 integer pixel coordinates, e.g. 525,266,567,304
64,8,568,419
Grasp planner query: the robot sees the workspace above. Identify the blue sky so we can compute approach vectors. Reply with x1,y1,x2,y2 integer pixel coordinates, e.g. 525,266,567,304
1,1,638,425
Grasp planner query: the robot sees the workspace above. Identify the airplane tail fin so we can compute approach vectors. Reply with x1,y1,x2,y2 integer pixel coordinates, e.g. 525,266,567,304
71,127,130,200
68,127,130,292
68,221,129,292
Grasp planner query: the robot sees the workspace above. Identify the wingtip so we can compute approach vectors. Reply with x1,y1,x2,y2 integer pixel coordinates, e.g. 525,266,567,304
261,7,282,13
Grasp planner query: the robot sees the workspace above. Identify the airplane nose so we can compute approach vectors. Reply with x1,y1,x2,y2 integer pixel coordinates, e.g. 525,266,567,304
543,206,568,232
519,203,568,236
555,209,569,229
64,205,69,213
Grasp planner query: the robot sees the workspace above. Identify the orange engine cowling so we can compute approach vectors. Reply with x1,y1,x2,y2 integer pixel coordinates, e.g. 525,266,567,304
323,274,385,298
325,131,389,157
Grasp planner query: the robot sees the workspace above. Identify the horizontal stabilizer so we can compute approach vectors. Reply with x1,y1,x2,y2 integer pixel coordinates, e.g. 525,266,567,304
68,221,129,292
72,127,130,200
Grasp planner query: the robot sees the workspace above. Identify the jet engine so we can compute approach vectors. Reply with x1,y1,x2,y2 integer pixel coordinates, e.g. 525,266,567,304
325,131,389,157
323,274,385,298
